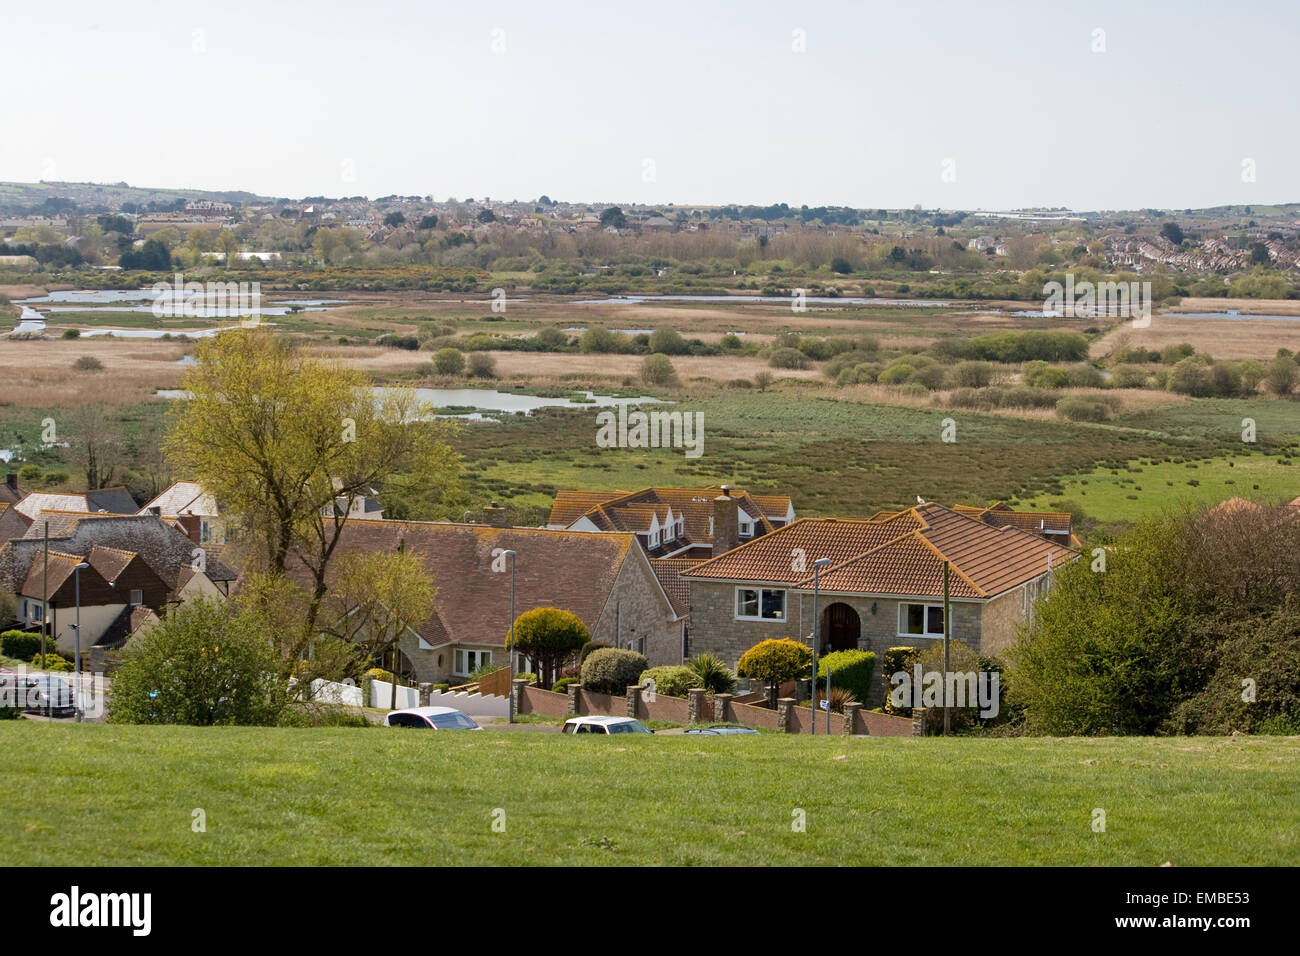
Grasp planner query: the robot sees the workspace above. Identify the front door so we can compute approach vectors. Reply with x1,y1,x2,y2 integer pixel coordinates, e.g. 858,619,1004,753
823,602,861,653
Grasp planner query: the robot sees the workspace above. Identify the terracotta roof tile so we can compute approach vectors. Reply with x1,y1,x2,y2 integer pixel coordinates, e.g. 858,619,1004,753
650,557,705,616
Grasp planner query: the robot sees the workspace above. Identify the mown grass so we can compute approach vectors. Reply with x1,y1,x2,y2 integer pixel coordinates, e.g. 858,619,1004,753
0,724,1295,866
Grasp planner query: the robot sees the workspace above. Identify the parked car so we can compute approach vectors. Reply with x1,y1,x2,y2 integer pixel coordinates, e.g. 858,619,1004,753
0,673,76,718
383,706,481,730
561,715,652,735
683,726,760,735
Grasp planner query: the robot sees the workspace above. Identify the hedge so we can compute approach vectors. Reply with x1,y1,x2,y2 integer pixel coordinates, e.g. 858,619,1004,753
1,630,41,661
639,665,698,698
882,646,919,715
816,650,876,705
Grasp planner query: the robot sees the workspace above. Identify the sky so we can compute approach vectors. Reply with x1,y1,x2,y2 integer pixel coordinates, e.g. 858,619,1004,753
4,0,1297,210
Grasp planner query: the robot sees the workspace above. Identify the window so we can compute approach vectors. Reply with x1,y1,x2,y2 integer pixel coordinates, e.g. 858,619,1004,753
637,637,645,654
735,587,786,621
739,519,755,537
899,603,945,637
32,603,42,622
453,648,492,676
199,519,211,544
649,528,660,548
676,518,684,539
130,589,143,606
428,712,478,730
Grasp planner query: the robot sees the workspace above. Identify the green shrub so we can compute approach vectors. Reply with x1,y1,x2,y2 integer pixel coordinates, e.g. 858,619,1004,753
687,653,737,694
640,353,678,386
878,363,915,385
580,647,649,695
816,649,876,705
30,652,73,672
1110,364,1149,388
882,646,919,715
467,352,497,378
640,665,698,698
72,355,104,372
1,630,41,661
768,347,811,370
1023,362,1070,389
432,347,465,375
1055,397,1111,422
579,641,610,664
551,677,578,694
510,607,590,689
737,638,812,707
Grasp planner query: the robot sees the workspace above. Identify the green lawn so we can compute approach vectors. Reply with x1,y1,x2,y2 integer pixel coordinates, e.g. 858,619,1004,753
1,724,1295,865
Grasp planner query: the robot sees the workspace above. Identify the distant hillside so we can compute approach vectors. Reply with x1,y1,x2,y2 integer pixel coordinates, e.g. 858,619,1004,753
0,181,270,215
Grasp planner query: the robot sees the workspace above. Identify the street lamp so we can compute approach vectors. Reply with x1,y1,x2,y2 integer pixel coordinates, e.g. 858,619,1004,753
502,550,517,724
810,557,832,735
72,561,89,723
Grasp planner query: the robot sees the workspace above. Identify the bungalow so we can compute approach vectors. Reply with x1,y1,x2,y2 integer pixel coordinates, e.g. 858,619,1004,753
546,485,795,559
681,501,1077,705
298,520,683,685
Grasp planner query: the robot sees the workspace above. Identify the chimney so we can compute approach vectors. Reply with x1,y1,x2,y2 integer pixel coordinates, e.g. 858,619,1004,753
5,473,16,493
712,487,739,556
483,501,509,528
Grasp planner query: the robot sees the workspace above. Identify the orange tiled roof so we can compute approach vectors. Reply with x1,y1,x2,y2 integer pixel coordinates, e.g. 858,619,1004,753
952,501,1072,535
683,503,1076,599
650,557,705,616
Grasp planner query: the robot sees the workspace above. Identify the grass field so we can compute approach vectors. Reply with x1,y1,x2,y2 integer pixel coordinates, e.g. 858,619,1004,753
0,724,1296,866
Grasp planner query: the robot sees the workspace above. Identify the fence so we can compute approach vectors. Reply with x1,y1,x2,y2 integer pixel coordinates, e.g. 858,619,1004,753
513,681,918,736
368,679,420,710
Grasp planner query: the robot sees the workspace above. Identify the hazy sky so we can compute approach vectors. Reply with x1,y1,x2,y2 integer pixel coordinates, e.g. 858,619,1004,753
5,0,1296,209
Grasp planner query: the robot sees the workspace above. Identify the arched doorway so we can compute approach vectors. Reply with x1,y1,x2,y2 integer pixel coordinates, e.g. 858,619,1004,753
822,602,861,653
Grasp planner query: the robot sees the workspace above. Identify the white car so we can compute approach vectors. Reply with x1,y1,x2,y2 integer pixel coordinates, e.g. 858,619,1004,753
383,706,482,730
561,715,652,735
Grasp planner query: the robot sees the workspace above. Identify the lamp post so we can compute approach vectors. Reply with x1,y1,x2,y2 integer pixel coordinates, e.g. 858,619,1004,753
72,561,89,723
502,549,516,724
810,557,832,735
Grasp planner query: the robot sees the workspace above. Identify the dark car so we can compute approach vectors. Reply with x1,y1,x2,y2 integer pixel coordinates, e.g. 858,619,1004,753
683,726,760,735
1,673,77,717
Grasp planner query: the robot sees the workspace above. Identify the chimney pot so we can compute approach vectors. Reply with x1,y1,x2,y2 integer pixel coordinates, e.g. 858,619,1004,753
5,473,16,492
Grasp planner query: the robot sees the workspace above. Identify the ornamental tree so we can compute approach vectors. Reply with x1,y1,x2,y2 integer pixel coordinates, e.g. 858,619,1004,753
508,607,589,690
737,637,812,708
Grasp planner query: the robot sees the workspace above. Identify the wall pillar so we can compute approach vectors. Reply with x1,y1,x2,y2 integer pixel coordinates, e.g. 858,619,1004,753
713,693,734,724
625,684,641,718
418,682,432,707
687,688,707,724
795,678,811,702
843,701,862,735
912,707,927,736
566,682,582,716
776,697,796,733
511,678,529,715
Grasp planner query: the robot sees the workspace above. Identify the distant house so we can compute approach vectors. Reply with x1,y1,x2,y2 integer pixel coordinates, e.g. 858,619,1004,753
546,485,794,559
138,480,227,548
12,487,138,522
293,520,683,685
681,502,1077,702
0,513,237,657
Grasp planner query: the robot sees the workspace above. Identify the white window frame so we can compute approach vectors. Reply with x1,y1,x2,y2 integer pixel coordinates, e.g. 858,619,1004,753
734,586,786,622
453,648,493,677
130,589,143,606
898,602,946,638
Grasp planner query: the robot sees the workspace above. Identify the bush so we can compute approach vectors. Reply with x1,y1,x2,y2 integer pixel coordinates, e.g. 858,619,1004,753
768,347,811,369
687,653,737,694
509,607,590,690
467,352,496,378
640,665,698,698
551,676,579,694
737,638,812,707
1,630,41,661
1167,357,1213,396
72,356,104,372
816,649,876,705
1111,364,1149,388
1055,397,1111,422
648,327,689,355
580,647,649,695
579,325,631,354
824,686,858,714
878,363,915,385
640,353,678,386
30,651,72,672
882,646,919,715
1066,365,1106,388
109,598,287,725
432,347,465,375
1022,362,1070,389
61,328,80,339
946,361,995,388
579,641,610,664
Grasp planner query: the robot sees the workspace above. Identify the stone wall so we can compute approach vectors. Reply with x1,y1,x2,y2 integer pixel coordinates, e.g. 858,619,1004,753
594,549,680,665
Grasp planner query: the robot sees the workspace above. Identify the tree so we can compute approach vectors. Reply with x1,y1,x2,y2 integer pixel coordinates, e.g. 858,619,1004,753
109,599,287,725
753,371,774,391
510,607,589,689
831,256,854,274
70,403,121,491
476,209,496,223
384,211,407,228
118,238,171,270
417,214,438,231
640,353,678,386
1159,221,1185,246
1263,355,1298,396
326,549,436,707
737,638,812,708
432,347,465,375
648,326,688,355
466,352,496,378
216,229,240,267
599,206,627,230
163,328,463,660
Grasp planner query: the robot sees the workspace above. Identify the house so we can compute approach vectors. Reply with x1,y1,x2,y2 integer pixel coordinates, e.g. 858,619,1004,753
11,487,138,522
681,501,1077,704
546,485,795,558
948,501,1078,547
0,474,23,508
138,480,227,548
294,520,684,685
0,513,237,657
